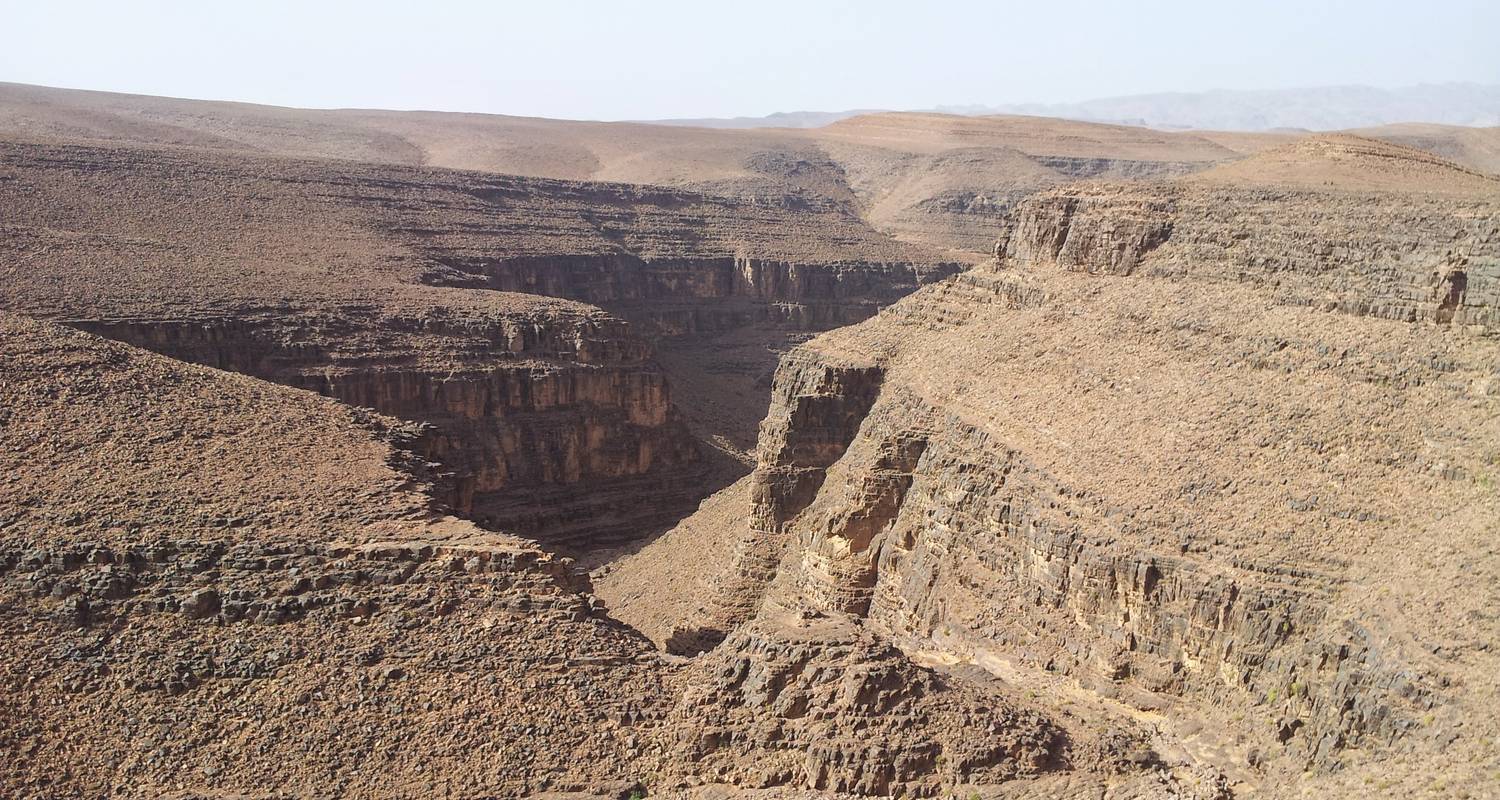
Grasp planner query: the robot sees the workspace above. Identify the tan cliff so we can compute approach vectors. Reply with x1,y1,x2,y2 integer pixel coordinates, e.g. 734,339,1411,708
0,137,960,548
0,314,682,797
601,136,1500,797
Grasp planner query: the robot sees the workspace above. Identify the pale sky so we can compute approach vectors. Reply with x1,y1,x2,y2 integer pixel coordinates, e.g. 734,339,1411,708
2,0,1496,120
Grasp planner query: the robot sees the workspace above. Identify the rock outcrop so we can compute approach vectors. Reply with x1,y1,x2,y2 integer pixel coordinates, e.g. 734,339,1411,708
604,143,1500,796
0,137,960,549
433,253,960,335
664,610,1064,797
1000,137,1500,329
0,314,682,798
67,310,700,546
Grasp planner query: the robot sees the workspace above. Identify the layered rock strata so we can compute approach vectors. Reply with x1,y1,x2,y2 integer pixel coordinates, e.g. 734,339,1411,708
0,314,680,798
664,610,1066,797
2,313,1097,800
0,137,960,547
604,139,1500,797
432,253,960,335
1002,137,1500,329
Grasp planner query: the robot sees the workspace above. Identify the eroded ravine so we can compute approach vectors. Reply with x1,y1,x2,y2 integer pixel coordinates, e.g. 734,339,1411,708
7,121,1500,798
598,139,1500,797
0,137,964,555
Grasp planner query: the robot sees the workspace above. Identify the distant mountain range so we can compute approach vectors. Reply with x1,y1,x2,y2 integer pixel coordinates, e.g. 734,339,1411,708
645,109,881,129
644,83,1500,131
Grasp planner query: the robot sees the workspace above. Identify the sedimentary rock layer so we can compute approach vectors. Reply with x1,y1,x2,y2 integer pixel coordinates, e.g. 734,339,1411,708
606,141,1500,796
1,313,1091,800
0,137,959,546
0,314,680,798
432,253,960,335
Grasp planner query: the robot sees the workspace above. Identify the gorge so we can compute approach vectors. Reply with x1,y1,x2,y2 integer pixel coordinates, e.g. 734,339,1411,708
3,83,1499,799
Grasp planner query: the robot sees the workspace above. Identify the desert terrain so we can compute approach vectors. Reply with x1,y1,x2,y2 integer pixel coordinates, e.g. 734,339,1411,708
2,82,1498,799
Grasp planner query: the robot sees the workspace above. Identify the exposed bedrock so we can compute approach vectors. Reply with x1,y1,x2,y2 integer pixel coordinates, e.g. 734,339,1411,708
1005,192,1176,276
1029,155,1204,181
664,610,1065,798
652,351,886,655
71,310,702,548
1003,185,1499,329
0,532,683,798
431,253,964,335
713,344,1442,775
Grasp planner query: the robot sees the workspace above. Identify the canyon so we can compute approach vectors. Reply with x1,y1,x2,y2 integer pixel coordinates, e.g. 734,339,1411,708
2,84,1498,800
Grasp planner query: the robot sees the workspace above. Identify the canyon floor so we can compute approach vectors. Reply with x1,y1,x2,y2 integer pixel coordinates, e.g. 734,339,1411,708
2,83,1498,800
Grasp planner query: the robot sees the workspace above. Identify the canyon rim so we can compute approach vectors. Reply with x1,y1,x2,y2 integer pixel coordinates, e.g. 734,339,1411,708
2,9,1499,799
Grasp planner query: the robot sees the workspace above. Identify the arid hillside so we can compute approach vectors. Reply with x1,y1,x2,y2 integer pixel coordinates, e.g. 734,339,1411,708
5,83,1496,260
3,84,1499,800
599,136,1500,798
0,134,964,547
0,82,1396,256
0,316,1105,799
0,312,682,798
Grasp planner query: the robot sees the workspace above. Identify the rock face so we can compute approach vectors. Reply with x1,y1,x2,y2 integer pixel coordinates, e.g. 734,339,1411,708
435,253,960,335
1000,137,1500,329
69,311,700,546
0,315,681,798
775,378,1424,763
665,611,1064,797
0,138,960,549
1007,191,1176,276
635,353,888,654
604,139,1500,797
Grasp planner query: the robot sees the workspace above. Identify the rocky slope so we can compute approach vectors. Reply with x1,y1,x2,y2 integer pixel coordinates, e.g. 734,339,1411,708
0,136,960,548
3,314,1142,799
8,86,1500,798
0,313,681,798
602,137,1500,798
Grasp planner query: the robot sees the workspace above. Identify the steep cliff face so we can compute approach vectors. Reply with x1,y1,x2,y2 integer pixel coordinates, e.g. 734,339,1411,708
1003,138,1500,330
433,254,962,335
1007,185,1499,329
630,182,1500,790
776,381,1422,764
1,137,969,549
0,316,685,798
1006,191,1177,276
68,308,700,547
628,352,886,655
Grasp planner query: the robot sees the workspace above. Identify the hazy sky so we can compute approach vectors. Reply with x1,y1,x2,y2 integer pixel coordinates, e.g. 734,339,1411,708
3,0,1497,119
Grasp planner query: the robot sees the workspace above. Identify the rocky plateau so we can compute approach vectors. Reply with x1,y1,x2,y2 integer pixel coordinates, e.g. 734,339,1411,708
3,84,1499,800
